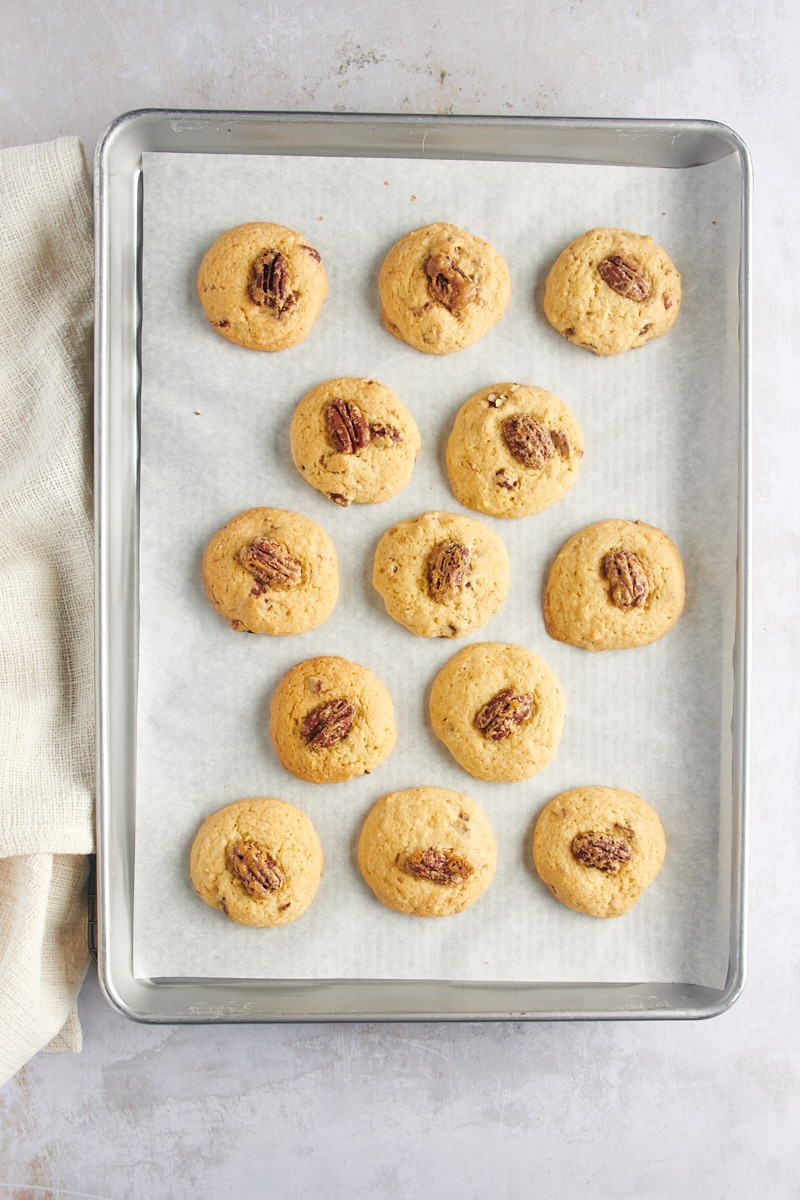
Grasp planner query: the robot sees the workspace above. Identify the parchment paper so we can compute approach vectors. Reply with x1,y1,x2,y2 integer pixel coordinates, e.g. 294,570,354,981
133,147,741,987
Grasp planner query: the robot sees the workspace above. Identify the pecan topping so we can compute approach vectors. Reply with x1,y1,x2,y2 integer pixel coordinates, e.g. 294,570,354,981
549,429,571,457
502,413,555,469
300,243,322,261
425,251,477,315
326,398,371,453
474,687,534,740
249,250,297,316
228,840,285,898
495,468,518,490
369,421,404,445
325,400,404,454
239,537,302,591
602,549,649,610
404,848,474,884
300,697,356,748
427,539,471,602
570,831,632,874
597,254,652,302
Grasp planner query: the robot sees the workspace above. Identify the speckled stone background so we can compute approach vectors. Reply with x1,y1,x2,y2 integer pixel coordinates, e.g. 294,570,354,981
2,1,798,1196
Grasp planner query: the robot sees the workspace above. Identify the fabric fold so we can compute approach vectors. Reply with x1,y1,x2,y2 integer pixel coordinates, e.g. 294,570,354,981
0,136,96,1087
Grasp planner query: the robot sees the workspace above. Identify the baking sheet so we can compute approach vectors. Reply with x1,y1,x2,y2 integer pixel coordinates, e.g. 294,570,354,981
133,147,741,987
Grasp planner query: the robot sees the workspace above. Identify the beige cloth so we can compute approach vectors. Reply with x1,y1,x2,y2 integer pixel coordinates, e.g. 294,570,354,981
0,137,95,1086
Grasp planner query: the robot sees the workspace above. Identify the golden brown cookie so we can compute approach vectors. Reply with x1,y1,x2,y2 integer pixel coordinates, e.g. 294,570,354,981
429,642,566,782
532,786,666,918
196,221,328,352
289,377,421,507
543,227,681,356
357,786,497,917
269,655,397,783
189,797,324,927
378,222,511,354
543,518,685,650
445,383,584,518
201,507,339,635
372,510,510,638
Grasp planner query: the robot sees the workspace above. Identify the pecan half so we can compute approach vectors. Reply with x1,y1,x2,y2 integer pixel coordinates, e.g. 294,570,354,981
239,537,302,591
227,839,285,898
427,539,471,602
404,848,474,884
597,254,652,302
474,687,534,740
326,398,371,453
425,251,477,315
501,414,554,469
602,549,649,610
570,831,632,874
249,250,297,316
300,697,356,748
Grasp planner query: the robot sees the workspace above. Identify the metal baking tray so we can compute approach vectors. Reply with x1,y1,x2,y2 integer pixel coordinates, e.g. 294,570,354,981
94,110,751,1022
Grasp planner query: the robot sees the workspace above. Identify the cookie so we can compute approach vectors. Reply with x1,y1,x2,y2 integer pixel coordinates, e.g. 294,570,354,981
372,510,510,639
378,222,511,354
189,797,324,927
543,227,681,356
269,655,397,783
544,519,685,651
357,786,497,917
201,507,339,635
446,383,584,518
429,642,566,782
532,786,666,918
289,377,421,507
196,221,328,352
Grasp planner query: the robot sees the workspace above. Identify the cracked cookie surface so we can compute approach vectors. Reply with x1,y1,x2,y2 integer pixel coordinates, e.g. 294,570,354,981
196,221,328,352
543,518,685,650
201,506,339,635
446,383,584,517
372,510,510,638
543,227,681,356
429,642,566,782
190,797,324,927
290,377,421,506
270,655,397,783
378,222,511,354
532,786,666,918
357,786,497,917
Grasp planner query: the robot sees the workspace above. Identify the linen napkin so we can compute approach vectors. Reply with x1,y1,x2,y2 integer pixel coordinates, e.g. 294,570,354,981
0,137,95,1086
